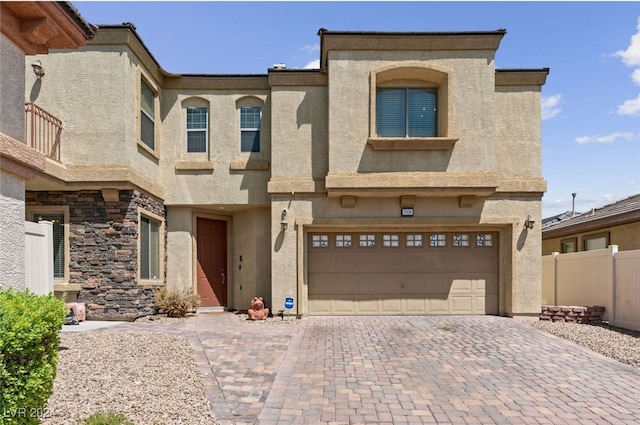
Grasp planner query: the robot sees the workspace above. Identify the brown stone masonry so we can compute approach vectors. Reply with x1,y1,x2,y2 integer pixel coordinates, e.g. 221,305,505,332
26,189,166,320
540,305,606,324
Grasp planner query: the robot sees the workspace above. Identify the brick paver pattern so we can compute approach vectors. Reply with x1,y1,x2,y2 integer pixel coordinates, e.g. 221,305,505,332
104,314,640,425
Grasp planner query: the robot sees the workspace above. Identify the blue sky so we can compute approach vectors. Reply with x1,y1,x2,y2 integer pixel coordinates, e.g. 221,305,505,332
72,1,640,218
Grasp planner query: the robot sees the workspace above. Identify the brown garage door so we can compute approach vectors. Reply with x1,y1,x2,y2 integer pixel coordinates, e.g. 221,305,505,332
308,232,498,315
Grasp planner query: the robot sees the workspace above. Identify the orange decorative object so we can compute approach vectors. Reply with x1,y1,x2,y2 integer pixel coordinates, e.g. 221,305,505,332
247,297,269,320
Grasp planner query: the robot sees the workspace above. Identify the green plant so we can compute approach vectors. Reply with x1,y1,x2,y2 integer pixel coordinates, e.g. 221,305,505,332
81,412,135,425
153,287,200,317
0,289,66,425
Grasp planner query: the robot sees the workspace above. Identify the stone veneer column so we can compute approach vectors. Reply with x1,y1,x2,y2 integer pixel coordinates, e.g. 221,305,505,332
26,189,166,319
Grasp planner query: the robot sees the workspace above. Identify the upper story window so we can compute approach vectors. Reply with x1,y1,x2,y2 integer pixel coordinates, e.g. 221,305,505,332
240,107,261,152
369,66,455,151
140,78,156,150
186,107,208,153
376,88,437,137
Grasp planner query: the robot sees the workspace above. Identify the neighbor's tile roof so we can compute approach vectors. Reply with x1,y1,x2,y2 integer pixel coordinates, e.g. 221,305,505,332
542,193,640,233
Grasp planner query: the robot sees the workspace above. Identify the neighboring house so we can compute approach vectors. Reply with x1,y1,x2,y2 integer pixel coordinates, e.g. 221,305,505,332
542,193,640,255
24,23,548,319
0,2,94,291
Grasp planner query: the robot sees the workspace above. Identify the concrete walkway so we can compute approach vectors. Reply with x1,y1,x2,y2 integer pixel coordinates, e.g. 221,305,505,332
98,313,640,425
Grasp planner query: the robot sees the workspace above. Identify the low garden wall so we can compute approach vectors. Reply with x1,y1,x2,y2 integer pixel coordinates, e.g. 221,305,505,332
540,305,606,324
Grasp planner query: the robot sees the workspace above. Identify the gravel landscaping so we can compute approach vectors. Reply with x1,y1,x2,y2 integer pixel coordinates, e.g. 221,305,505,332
42,330,217,425
40,316,639,425
528,320,640,369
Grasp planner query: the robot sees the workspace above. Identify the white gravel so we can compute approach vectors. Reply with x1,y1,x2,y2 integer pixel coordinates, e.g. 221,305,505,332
42,330,217,425
528,320,640,369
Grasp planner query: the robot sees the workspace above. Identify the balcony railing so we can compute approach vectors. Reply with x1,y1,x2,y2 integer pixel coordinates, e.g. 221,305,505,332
25,102,62,162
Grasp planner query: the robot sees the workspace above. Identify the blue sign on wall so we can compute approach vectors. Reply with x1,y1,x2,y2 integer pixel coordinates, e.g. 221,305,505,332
284,297,294,309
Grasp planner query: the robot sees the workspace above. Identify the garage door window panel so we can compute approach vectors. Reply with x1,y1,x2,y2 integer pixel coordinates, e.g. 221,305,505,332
359,234,376,248
383,234,399,247
406,234,423,247
477,234,493,247
453,234,470,247
312,234,329,248
430,234,447,247
336,235,352,248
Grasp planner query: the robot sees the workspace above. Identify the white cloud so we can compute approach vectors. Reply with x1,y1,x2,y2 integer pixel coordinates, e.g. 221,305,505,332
301,43,320,54
575,132,635,144
615,17,640,114
618,93,640,116
303,59,320,70
541,94,562,120
614,17,640,66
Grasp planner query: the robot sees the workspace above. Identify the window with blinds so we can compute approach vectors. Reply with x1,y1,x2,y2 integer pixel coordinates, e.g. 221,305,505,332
32,213,65,279
240,107,261,152
376,88,437,137
186,107,208,153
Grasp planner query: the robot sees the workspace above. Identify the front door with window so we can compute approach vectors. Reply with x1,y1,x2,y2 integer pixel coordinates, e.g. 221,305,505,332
196,218,227,307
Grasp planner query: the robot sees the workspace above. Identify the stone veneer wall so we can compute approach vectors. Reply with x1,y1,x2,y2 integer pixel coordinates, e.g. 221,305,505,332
540,305,606,324
26,189,166,319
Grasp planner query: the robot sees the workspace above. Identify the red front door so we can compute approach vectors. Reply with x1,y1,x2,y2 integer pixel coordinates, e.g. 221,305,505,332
196,218,227,307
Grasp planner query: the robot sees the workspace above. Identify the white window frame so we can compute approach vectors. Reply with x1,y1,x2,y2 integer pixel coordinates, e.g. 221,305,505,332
185,106,209,153
240,106,262,153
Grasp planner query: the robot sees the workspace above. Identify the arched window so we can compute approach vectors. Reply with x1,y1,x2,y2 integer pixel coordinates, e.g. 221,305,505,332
371,65,448,139
182,97,209,153
236,97,264,153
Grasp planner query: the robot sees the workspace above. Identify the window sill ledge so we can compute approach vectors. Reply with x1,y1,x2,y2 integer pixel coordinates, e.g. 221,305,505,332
230,160,270,171
367,137,458,151
137,140,160,160
175,161,214,171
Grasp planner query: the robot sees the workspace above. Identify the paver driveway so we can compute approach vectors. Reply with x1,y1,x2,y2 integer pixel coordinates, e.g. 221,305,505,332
106,313,640,425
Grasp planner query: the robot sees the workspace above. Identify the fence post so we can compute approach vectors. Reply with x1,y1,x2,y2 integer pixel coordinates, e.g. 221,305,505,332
609,245,618,327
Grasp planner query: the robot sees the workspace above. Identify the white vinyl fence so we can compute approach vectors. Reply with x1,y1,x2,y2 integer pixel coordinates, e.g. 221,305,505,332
542,245,640,331
25,220,53,295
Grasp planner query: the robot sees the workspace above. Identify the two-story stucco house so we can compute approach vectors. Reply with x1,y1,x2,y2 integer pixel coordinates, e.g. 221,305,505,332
24,23,548,320
0,1,94,291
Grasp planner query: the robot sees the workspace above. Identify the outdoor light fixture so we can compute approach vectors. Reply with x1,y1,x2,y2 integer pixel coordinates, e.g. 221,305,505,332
31,60,45,78
280,208,288,232
524,214,535,230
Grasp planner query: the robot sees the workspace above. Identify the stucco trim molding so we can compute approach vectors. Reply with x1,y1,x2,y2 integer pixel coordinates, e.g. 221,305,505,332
325,172,499,198
175,161,215,172
0,133,46,179
367,137,458,151
230,160,270,171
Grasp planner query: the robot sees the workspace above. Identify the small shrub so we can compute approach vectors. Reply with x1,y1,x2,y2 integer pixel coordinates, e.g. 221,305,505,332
81,412,135,425
0,289,66,424
153,287,200,317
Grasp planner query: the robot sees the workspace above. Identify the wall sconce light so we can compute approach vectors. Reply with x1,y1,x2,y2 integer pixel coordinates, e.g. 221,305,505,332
280,208,288,232
31,60,45,79
524,214,535,230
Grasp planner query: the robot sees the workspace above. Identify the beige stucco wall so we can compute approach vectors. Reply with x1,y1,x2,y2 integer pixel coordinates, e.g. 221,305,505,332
495,86,543,178
270,86,328,180
166,206,270,311
327,51,498,175
160,89,271,206
542,221,640,255
231,207,271,310
26,45,163,198
0,172,26,289
1,35,25,141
